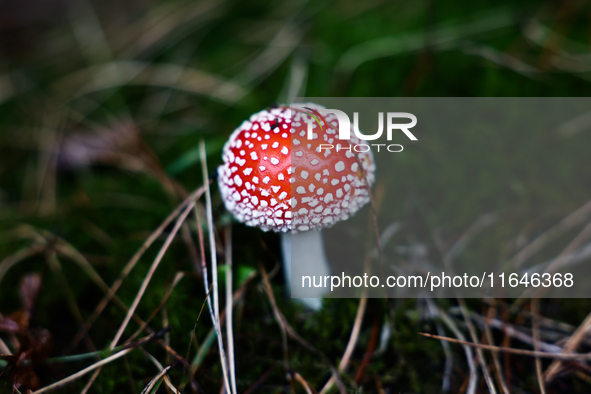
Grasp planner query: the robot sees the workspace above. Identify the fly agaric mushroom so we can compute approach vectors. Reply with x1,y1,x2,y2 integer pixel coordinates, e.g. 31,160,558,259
218,103,375,308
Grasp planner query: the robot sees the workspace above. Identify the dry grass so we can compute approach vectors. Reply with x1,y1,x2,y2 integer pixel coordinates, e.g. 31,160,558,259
2,0,591,393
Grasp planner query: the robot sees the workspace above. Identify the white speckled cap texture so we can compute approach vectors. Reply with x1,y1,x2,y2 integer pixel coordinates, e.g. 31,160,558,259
218,103,375,233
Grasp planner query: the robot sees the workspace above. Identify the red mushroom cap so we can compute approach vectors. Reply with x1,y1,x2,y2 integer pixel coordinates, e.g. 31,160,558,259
218,104,375,232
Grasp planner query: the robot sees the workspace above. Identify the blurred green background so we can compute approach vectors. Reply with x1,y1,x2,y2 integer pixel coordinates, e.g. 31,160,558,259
2,0,591,392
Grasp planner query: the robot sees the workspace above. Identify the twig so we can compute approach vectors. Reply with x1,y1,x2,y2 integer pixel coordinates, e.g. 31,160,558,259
224,226,237,394
458,299,498,394
31,348,133,394
141,349,180,394
258,262,290,370
67,186,205,352
319,293,367,394
110,200,196,349
140,365,172,394
483,302,510,394
420,332,591,360
126,272,187,344
293,372,317,394
354,316,380,384
468,311,562,354
543,311,591,381
423,299,454,392
428,302,478,394
258,263,345,394
199,139,233,394
531,299,547,394
78,199,197,393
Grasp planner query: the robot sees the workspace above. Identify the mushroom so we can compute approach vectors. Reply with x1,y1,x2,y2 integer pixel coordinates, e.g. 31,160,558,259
218,103,375,309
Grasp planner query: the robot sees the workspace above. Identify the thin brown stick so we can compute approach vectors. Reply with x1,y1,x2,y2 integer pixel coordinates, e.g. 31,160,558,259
354,316,380,384
420,332,591,360
32,348,134,394
319,293,367,394
294,372,317,394
67,186,205,352
80,199,197,393
543,311,591,381
257,261,345,394
140,365,172,394
531,299,547,394
258,262,290,370
126,272,187,344
484,302,510,394
110,200,196,349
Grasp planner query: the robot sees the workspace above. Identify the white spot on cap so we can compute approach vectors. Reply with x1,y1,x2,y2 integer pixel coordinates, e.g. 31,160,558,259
301,171,309,179
263,176,270,184
270,157,279,165
335,161,345,172
243,168,253,176
233,175,242,187
296,186,305,194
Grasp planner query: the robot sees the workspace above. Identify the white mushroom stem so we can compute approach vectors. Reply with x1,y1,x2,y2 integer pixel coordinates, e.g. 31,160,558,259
281,230,331,310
